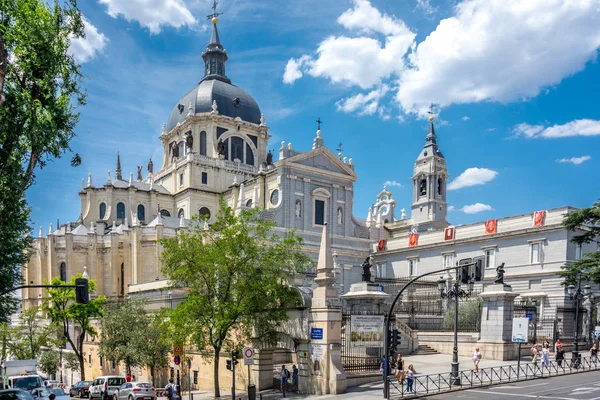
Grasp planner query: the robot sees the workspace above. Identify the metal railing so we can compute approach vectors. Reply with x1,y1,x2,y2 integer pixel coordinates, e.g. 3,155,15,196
389,355,600,398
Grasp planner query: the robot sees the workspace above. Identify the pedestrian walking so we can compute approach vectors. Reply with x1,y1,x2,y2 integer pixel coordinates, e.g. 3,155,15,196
395,354,405,383
555,339,562,353
543,338,550,351
291,365,298,390
590,343,598,362
531,344,539,366
555,346,565,367
472,348,482,372
164,379,177,400
542,343,550,367
405,364,416,393
280,365,289,397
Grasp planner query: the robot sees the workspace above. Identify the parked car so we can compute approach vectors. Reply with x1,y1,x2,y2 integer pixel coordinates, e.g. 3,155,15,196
69,382,92,398
112,383,154,400
42,382,58,389
31,388,69,400
88,377,126,400
0,389,34,400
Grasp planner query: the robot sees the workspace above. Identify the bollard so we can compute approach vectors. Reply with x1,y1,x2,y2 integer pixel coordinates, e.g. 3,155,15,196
247,384,256,400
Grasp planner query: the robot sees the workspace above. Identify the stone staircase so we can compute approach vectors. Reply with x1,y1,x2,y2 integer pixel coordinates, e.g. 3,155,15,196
411,344,439,355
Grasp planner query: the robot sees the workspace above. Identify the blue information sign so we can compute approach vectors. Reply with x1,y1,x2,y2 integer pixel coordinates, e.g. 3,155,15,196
311,328,323,340
526,313,533,321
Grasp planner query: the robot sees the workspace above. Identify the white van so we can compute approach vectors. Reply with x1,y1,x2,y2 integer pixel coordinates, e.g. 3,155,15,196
89,376,126,400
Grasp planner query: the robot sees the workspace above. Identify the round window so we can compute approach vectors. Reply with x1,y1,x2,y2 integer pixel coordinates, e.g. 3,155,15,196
270,189,279,205
199,207,211,219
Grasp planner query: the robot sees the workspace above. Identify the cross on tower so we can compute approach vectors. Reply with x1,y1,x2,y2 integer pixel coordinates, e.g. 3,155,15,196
207,0,222,20
427,103,436,117
316,117,323,130
336,142,344,154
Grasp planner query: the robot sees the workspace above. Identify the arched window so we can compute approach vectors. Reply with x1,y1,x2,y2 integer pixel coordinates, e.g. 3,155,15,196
120,263,124,297
160,209,171,217
59,262,67,282
199,207,211,220
419,179,427,196
116,202,125,219
246,199,253,208
99,203,106,219
178,209,185,218
200,131,207,156
245,143,254,166
337,207,344,224
231,137,244,162
437,178,443,196
137,205,145,222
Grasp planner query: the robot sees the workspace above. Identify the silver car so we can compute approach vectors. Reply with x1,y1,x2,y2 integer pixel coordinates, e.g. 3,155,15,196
112,383,154,400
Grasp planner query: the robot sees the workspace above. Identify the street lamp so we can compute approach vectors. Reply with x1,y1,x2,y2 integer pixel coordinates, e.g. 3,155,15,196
82,266,90,279
437,270,474,385
567,272,591,365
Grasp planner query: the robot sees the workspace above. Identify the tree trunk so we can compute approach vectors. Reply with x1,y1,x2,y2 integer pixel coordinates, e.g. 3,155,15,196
150,366,155,388
213,347,220,398
78,353,85,381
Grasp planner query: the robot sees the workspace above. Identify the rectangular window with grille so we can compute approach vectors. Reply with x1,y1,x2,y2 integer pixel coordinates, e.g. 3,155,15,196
202,172,208,185
193,371,198,385
531,242,542,263
408,259,417,276
314,200,325,225
179,173,184,186
575,243,582,260
443,254,453,268
485,249,495,269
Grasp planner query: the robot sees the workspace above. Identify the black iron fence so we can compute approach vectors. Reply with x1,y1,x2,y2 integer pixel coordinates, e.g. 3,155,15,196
341,311,390,373
389,355,600,398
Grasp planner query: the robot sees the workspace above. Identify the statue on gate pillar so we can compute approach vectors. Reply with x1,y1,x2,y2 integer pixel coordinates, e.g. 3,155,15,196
361,256,372,282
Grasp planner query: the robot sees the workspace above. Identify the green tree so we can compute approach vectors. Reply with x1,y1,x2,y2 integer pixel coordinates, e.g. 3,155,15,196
43,276,104,380
38,350,60,377
5,306,56,359
443,299,483,331
559,199,600,284
137,314,170,387
0,0,86,321
62,351,79,384
160,201,311,397
99,300,147,375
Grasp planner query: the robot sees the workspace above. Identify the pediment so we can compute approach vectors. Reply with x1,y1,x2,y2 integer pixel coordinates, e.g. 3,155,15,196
281,147,357,180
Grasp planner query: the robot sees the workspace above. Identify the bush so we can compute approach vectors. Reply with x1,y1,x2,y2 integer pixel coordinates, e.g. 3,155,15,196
443,299,482,331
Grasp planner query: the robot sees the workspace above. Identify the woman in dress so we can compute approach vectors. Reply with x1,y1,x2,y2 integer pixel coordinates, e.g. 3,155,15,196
395,354,405,383
542,343,550,367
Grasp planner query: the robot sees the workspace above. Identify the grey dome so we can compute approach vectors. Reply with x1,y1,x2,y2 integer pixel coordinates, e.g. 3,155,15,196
167,79,261,131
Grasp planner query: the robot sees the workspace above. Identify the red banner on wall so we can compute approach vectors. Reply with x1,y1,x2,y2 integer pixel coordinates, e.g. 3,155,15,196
485,219,497,235
533,211,546,227
377,240,386,251
444,226,455,241
408,233,418,247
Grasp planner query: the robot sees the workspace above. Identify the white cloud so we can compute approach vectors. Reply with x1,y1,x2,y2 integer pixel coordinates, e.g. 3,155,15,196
415,0,438,17
447,205,455,212
99,0,196,34
383,180,402,188
447,167,498,191
396,0,600,115
69,17,108,63
460,203,493,214
557,155,592,165
461,116,470,121
282,0,415,90
336,85,390,116
514,119,600,139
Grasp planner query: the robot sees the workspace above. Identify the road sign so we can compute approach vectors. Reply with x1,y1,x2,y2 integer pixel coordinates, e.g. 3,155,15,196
526,313,533,321
173,343,183,356
243,347,254,365
512,318,529,343
311,328,323,340
174,355,181,366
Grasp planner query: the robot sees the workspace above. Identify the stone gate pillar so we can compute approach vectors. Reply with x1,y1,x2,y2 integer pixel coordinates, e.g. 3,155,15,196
308,223,347,395
479,283,519,360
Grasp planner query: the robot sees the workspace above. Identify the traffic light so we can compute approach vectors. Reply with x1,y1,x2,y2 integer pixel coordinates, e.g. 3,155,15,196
75,278,89,304
391,329,399,351
226,360,232,371
232,350,239,366
460,264,470,284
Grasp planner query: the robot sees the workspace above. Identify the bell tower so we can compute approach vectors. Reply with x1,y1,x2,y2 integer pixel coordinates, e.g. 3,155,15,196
410,109,449,231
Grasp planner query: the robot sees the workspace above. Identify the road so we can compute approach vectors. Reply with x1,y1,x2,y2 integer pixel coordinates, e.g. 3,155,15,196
428,371,600,399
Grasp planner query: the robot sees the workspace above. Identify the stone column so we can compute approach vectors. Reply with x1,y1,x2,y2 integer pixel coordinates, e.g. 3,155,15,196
252,349,273,391
478,283,519,360
308,223,347,395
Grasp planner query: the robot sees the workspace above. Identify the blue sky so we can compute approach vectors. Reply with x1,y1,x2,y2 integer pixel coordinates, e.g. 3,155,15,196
26,0,600,232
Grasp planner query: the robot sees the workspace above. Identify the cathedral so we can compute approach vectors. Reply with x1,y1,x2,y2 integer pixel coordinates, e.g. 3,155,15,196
21,16,371,309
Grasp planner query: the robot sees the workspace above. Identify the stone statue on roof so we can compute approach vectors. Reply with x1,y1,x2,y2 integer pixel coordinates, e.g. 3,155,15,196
148,158,154,174
137,166,143,181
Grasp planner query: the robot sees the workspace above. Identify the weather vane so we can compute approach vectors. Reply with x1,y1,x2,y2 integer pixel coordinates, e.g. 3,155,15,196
336,142,344,154
207,0,222,20
316,117,322,130
427,103,436,116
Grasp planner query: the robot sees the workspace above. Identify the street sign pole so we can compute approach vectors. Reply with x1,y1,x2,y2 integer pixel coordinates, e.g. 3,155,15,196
231,357,235,400
517,342,522,377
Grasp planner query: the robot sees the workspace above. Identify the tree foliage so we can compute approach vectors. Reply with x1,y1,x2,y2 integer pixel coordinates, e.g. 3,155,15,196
559,199,600,285
42,276,104,381
0,0,86,321
160,201,311,397
139,314,170,388
38,350,59,377
444,299,483,331
4,306,57,360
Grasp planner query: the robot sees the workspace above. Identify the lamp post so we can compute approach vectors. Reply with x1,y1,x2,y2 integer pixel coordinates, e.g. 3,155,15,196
567,272,591,366
437,270,474,385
